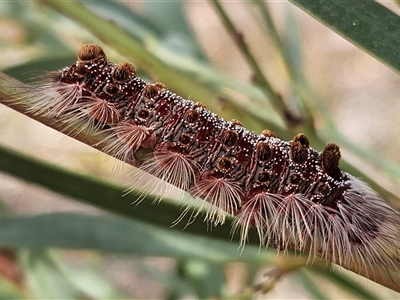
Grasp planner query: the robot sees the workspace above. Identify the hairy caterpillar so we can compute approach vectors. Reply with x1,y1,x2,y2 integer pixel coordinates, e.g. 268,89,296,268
15,44,400,276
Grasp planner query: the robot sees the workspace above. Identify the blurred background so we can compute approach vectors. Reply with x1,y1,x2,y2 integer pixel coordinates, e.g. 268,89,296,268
0,1,400,299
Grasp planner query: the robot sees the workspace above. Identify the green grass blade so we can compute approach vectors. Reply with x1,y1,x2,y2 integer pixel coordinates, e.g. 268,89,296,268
0,213,275,263
288,0,400,74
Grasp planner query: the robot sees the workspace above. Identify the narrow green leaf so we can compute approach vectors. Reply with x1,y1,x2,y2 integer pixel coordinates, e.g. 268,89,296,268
0,213,274,263
288,0,400,74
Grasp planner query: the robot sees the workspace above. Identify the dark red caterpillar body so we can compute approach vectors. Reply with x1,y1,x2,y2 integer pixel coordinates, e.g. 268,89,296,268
27,44,400,271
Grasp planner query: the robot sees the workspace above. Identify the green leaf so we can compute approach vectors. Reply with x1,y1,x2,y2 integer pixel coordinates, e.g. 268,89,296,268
0,213,274,263
288,0,400,74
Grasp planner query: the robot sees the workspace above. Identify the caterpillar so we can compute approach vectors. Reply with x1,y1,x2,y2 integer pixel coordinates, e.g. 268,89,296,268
16,44,400,275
